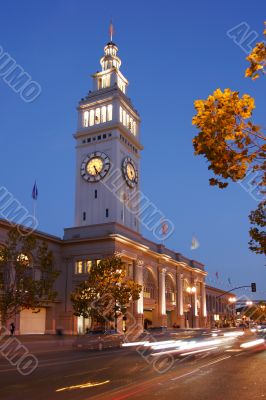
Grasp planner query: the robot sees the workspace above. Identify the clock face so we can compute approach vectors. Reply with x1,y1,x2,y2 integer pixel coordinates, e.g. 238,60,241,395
81,152,110,182
87,157,104,176
122,157,138,188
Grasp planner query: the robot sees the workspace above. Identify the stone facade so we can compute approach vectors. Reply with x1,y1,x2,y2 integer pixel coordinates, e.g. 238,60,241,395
0,219,210,334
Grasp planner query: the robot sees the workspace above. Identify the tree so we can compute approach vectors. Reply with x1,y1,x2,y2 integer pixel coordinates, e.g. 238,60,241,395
71,256,142,331
0,228,60,326
249,200,266,254
192,22,266,255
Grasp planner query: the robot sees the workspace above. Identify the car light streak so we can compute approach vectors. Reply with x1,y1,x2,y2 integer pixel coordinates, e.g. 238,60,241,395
56,380,110,392
143,340,177,347
122,341,149,347
180,346,218,356
150,338,232,357
240,339,265,349
223,331,244,337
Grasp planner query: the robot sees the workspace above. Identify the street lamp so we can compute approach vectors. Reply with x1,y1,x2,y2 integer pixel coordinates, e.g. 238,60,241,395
228,297,236,303
186,286,196,294
228,297,236,326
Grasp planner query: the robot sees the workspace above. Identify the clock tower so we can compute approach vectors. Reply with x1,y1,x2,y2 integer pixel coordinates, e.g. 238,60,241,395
74,34,142,232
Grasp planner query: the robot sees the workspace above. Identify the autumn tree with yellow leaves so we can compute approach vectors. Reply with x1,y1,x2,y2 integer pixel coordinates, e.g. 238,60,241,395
192,22,266,255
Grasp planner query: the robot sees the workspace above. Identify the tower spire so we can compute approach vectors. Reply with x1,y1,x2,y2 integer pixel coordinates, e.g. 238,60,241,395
109,21,114,42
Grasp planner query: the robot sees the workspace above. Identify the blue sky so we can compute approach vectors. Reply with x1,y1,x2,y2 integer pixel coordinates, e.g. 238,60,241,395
0,0,265,297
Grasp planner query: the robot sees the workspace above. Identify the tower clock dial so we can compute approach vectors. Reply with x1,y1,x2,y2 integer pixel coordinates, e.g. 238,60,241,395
122,157,138,188
81,152,110,182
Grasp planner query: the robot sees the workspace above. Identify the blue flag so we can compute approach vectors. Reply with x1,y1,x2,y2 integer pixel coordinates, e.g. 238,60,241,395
32,181,38,200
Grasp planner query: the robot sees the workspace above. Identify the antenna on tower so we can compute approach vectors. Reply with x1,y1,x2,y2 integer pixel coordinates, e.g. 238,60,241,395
109,21,114,42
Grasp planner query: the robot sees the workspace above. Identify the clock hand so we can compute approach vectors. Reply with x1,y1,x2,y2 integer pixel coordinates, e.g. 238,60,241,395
94,165,98,174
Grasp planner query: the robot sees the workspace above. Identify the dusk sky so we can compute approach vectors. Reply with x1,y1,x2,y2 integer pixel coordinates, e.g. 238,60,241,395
0,1,265,297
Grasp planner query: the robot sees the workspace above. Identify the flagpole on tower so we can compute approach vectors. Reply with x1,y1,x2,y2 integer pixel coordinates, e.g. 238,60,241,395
32,181,38,222
109,21,114,42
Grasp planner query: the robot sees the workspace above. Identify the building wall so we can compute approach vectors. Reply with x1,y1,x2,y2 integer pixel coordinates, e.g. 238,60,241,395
206,285,236,327
0,220,217,335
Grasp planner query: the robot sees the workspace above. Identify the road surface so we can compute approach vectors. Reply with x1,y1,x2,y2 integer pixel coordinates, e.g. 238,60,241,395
0,331,265,400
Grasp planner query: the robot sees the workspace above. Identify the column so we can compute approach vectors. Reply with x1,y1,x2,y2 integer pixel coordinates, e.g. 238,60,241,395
132,259,144,333
201,282,207,318
193,279,199,328
177,273,184,316
175,272,185,327
158,267,167,326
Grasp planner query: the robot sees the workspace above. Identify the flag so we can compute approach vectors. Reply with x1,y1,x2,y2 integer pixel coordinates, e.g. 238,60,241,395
161,220,168,236
32,181,38,200
109,21,114,41
215,271,219,280
228,277,232,285
190,235,200,250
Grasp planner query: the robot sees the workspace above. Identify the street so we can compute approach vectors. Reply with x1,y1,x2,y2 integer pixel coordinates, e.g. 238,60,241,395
0,332,265,400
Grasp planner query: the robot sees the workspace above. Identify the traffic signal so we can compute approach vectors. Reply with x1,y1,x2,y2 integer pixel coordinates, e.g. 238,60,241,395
251,282,256,292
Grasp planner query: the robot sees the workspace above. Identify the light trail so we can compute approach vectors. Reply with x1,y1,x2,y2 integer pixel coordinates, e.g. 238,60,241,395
55,380,110,392
240,339,265,349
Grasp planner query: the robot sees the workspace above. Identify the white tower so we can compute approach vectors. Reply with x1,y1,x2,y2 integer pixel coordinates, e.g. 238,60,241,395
74,33,142,232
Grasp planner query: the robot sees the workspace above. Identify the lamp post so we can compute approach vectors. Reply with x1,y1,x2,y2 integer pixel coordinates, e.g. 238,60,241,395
186,286,196,328
228,297,236,326
246,301,253,306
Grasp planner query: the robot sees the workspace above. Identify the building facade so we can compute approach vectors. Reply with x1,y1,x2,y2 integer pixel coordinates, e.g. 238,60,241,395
206,285,236,327
0,35,234,335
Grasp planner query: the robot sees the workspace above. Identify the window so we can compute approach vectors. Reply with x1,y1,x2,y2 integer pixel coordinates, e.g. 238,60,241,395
99,75,110,89
101,106,107,123
97,135,101,140
75,261,83,274
96,259,101,266
94,190,97,199
95,108,100,124
120,106,136,135
85,104,113,127
84,260,92,273
83,212,86,221
103,134,106,139
75,260,92,274
133,121,136,135
123,109,126,126
105,208,109,218
89,109,95,126
107,104,112,121
83,111,89,127
87,138,91,143
98,78,102,90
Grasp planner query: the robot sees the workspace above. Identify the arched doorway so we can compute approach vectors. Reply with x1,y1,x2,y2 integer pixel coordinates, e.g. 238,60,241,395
143,268,157,329
165,274,176,327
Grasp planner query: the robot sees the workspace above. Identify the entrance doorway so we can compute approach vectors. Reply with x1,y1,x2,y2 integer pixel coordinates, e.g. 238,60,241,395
144,309,153,329
20,308,46,334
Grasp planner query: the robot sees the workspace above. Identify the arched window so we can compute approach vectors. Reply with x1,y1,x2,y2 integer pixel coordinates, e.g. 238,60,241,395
183,279,191,311
165,274,175,303
143,268,157,299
